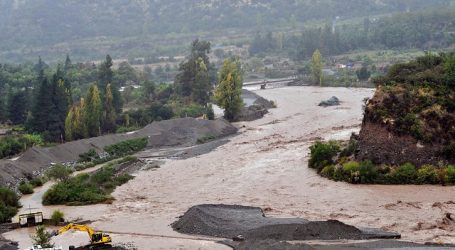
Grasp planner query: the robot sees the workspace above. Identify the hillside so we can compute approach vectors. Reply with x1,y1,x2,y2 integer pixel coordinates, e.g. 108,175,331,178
0,0,452,62
358,53,455,166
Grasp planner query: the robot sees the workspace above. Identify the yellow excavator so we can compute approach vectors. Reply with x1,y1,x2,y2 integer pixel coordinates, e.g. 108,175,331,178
52,223,112,248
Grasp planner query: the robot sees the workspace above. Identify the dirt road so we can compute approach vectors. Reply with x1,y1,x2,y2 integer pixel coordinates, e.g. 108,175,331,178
5,86,455,249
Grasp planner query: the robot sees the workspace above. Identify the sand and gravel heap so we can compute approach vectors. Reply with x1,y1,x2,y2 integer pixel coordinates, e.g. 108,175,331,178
0,118,237,186
172,204,399,241
226,239,455,250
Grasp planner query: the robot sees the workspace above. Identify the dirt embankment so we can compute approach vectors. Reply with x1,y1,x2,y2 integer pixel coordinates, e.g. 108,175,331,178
357,121,443,166
0,118,237,187
236,90,275,121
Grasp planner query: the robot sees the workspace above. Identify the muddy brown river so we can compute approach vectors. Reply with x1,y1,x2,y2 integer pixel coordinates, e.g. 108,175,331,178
4,86,455,249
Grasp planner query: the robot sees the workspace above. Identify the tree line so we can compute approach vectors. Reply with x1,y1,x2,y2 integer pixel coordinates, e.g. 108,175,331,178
1,39,244,145
250,7,455,60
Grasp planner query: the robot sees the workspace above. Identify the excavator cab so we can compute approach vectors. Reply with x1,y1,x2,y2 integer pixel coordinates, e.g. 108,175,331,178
91,232,111,245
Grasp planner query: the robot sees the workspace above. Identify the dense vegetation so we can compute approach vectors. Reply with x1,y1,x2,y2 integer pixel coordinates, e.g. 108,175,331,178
0,0,451,62
0,134,43,159
0,39,219,150
309,140,455,185
367,53,455,146
0,187,20,223
250,7,455,60
42,165,133,205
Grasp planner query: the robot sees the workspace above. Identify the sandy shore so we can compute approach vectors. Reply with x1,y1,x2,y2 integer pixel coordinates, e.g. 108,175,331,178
5,86,455,249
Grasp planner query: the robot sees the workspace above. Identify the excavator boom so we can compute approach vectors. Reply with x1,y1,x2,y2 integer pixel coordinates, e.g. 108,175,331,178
53,223,112,245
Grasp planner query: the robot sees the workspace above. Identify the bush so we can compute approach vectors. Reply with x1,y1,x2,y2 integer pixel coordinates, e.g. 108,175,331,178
320,165,335,178
50,210,64,225
42,166,133,206
0,134,43,159
417,165,439,184
391,163,417,184
18,182,34,195
447,166,455,184
31,225,54,248
342,161,360,183
29,177,44,187
197,135,216,144
104,138,148,158
178,103,205,118
309,141,340,171
206,104,215,120
0,188,19,223
46,164,73,182
78,149,98,163
359,160,378,184
116,126,139,133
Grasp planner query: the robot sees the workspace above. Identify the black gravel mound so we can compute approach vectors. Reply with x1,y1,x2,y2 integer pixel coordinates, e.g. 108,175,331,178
172,204,399,241
224,239,455,250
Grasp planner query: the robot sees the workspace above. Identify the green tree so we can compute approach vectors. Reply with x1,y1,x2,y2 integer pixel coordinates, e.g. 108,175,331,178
0,98,5,122
356,66,371,81
103,84,117,133
68,98,88,140
84,85,103,137
175,39,211,99
8,91,28,125
31,225,54,248
98,55,123,114
65,107,74,141
311,49,323,86
46,164,72,182
192,58,211,105
31,78,52,132
445,54,455,86
214,59,244,121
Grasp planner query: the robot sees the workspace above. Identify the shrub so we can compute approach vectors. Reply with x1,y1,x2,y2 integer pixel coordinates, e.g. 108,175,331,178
18,182,34,195
178,103,206,118
309,141,340,171
447,166,455,184
78,149,98,163
197,135,216,144
104,138,148,158
29,177,44,187
46,164,73,182
417,165,439,184
42,167,133,206
206,104,215,120
0,188,20,223
342,161,360,183
50,210,64,225
0,134,44,159
391,163,417,184
31,225,54,248
116,126,139,133
359,160,378,184
320,165,335,178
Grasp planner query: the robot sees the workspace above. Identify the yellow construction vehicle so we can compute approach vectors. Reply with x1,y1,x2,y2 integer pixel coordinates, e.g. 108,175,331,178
52,223,112,247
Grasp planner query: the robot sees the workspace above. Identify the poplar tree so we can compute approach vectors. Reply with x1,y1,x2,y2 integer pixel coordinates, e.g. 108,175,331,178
214,59,244,121
84,85,102,137
103,84,116,133
311,49,323,86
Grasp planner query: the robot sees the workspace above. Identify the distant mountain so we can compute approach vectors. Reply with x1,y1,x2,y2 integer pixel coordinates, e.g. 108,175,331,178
0,0,451,62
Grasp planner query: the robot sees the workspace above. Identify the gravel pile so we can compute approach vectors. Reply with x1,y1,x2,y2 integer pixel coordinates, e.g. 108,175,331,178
172,204,399,241
0,118,237,186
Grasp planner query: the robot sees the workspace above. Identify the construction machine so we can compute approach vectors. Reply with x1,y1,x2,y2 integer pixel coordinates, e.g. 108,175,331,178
52,223,112,248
